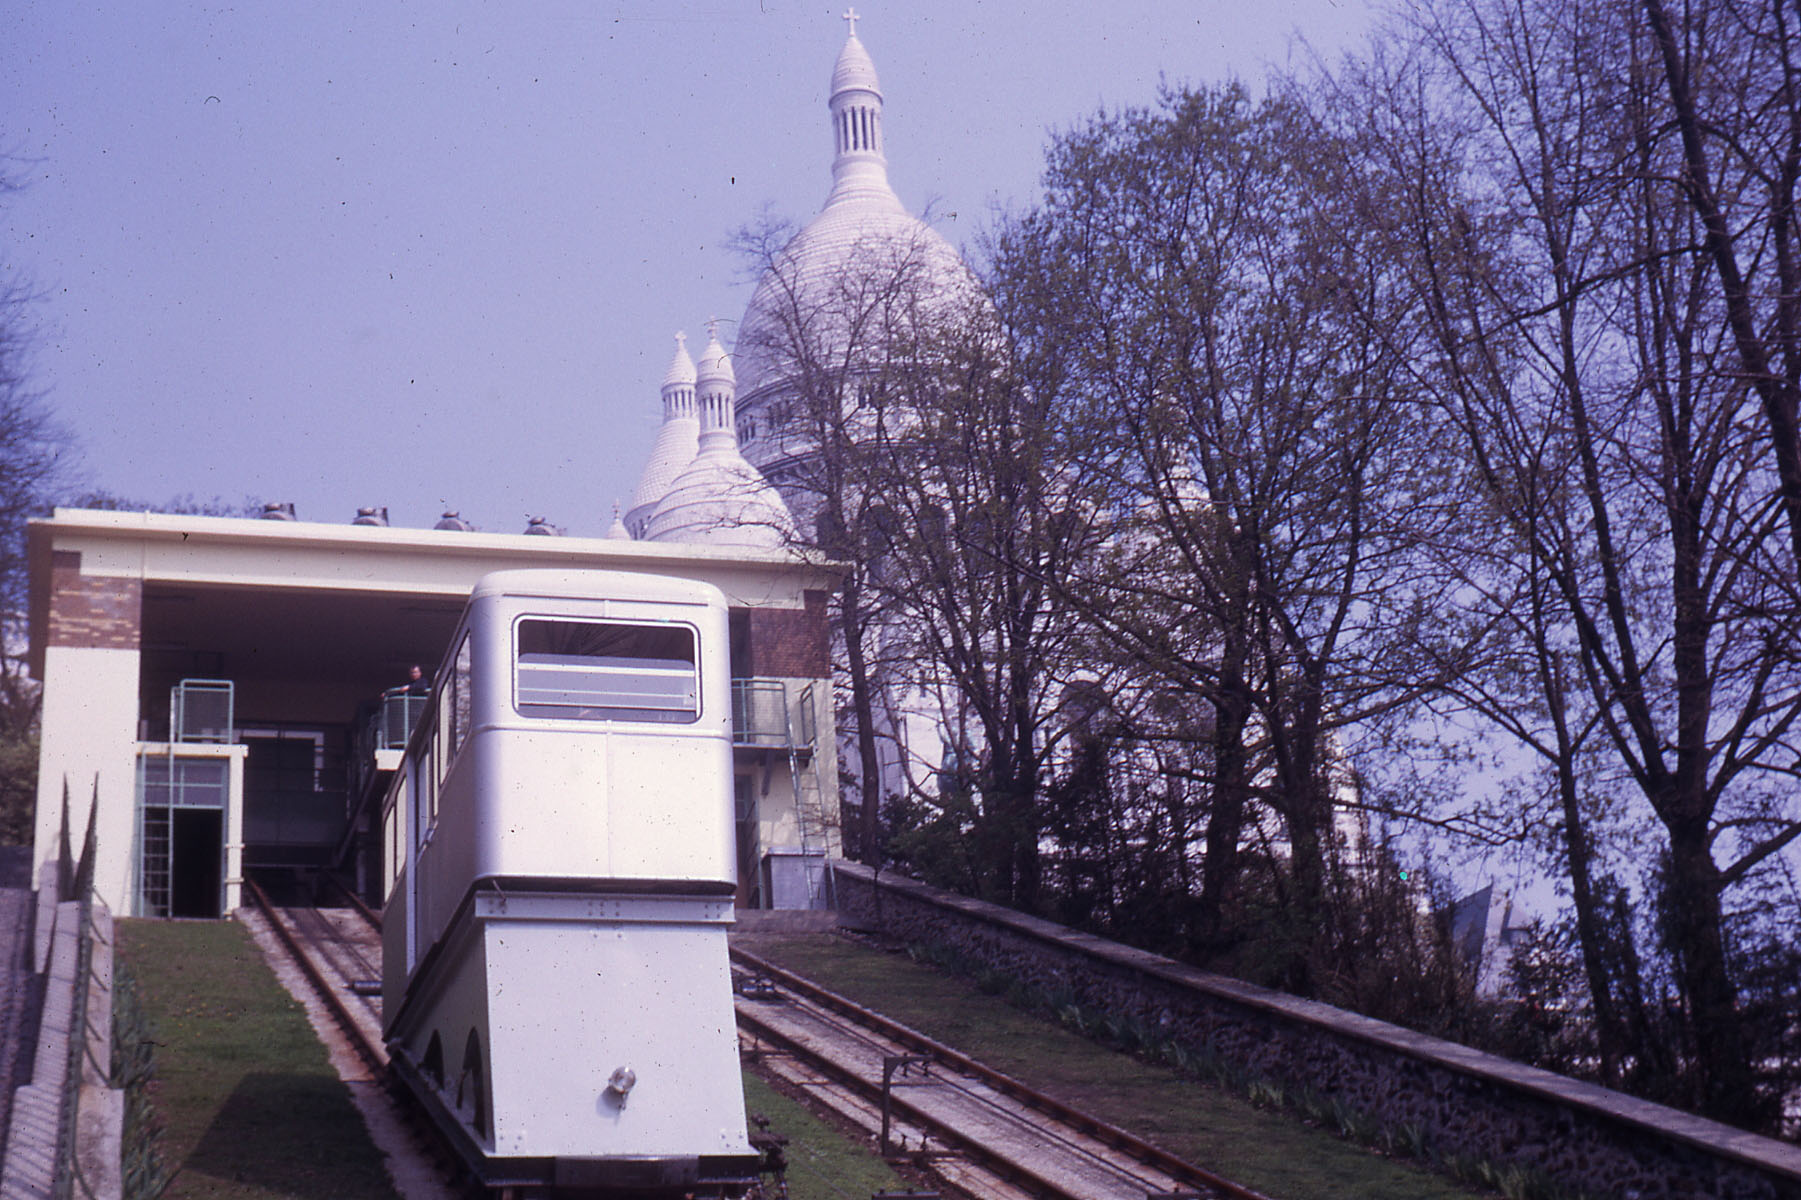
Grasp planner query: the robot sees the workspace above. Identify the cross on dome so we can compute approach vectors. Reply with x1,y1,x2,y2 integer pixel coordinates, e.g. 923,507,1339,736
843,7,860,36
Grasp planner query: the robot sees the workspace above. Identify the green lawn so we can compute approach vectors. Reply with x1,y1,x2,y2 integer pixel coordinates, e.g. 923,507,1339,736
741,1070,917,1198
117,917,1483,1200
739,933,1485,1200
116,919,396,1200
116,918,919,1200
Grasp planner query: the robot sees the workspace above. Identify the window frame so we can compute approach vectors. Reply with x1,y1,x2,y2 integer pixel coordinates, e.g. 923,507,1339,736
510,615,703,724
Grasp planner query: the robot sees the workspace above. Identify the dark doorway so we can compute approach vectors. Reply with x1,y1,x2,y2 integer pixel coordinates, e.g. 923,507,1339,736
170,807,224,918
240,727,349,873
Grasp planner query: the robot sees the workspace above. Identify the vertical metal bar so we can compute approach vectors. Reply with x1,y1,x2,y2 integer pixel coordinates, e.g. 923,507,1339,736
132,752,145,917
880,1056,897,1155
880,1055,930,1156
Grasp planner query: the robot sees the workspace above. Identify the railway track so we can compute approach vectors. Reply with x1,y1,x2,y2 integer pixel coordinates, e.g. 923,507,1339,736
731,945,1275,1200
244,878,388,1069
242,881,465,1200
246,893,1274,1200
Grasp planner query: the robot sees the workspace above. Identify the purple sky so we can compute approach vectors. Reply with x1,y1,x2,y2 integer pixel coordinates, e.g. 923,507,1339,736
2,1,1372,536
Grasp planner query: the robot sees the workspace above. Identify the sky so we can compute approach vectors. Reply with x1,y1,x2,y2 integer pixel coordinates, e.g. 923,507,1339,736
1,1,1375,537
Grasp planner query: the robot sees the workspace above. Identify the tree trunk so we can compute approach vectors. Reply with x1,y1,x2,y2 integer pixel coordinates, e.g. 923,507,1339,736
837,573,886,866
1194,629,1252,958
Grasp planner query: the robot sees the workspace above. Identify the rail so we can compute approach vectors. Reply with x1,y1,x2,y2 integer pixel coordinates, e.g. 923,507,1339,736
235,890,488,1199
733,946,1273,1200
320,871,383,929
731,678,796,749
243,879,387,1074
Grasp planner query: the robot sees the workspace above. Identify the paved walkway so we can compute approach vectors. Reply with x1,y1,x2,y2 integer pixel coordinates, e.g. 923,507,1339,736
0,847,42,1164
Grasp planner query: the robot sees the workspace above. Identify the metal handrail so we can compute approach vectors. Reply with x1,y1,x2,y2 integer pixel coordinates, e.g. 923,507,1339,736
50,785,100,1200
731,678,794,749
171,678,235,744
376,687,430,750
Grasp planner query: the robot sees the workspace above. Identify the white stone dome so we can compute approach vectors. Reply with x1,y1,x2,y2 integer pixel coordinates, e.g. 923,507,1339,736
733,23,986,472
734,203,979,401
605,503,631,540
642,327,796,549
644,453,796,548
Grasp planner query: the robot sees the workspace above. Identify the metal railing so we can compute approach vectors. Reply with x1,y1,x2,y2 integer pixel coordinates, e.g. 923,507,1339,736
730,679,833,909
376,687,429,751
346,687,429,818
53,802,99,1200
732,678,796,749
171,678,234,744
0,781,112,1200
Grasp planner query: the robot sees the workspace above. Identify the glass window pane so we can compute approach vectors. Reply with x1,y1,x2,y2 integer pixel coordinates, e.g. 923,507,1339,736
515,619,699,723
452,635,473,758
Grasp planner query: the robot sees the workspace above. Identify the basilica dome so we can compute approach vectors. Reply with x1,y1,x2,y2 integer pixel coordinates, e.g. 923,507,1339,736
733,23,985,480
623,332,700,538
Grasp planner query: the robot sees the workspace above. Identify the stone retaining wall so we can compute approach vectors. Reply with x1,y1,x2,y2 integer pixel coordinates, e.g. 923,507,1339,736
834,861,1801,1200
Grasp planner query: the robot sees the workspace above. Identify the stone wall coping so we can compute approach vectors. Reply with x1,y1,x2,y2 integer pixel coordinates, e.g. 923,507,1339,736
837,861,1801,1183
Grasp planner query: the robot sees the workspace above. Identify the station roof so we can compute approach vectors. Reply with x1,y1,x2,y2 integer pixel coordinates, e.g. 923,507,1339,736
27,507,842,682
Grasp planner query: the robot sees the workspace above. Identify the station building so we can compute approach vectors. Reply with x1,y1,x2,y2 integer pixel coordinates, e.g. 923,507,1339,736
26,506,840,918
24,21,951,921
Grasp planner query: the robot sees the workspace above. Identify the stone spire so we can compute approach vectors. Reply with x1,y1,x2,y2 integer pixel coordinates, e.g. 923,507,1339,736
694,319,737,451
825,11,901,210
605,501,630,540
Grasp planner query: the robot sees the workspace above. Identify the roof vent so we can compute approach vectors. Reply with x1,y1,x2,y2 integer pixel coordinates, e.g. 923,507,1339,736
352,506,389,526
524,516,564,536
434,511,474,532
260,502,297,521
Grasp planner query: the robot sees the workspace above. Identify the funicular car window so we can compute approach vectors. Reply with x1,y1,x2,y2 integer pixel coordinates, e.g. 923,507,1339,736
515,619,699,722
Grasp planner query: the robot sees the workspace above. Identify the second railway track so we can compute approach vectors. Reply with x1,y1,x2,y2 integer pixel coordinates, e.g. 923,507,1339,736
246,879,388,1070
731,945,1274,1200
243,883,466,1200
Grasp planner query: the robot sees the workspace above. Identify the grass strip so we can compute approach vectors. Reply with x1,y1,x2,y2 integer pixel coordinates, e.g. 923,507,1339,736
740,933,1486,1200
117,918,915,1200
116,919,397,1200
741,1069,917,1199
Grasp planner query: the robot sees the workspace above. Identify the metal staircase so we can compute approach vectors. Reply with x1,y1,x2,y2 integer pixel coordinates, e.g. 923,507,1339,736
732,678,833,909
787,682,832,908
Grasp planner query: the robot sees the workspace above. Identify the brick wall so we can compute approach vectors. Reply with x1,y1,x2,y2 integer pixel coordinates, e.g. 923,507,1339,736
834,861,1801,1200
739,588,830,678
46,552,141,652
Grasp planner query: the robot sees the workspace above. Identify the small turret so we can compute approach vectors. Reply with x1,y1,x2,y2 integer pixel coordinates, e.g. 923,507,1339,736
624,332,702,537
643,320,795,548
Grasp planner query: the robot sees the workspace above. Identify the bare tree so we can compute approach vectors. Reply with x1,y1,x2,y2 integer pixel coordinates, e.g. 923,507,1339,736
992,85,1468,990
1641,0,1801,577
860,286,1108,910
730,212,978,863
0,160,69,843
1353,0,1801,1126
